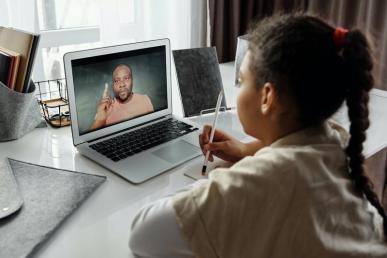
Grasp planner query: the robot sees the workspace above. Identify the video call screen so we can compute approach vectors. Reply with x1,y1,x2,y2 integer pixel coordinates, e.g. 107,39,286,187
71,46,168,136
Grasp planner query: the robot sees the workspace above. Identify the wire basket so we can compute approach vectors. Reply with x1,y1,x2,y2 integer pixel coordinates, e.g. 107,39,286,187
35,78,70,128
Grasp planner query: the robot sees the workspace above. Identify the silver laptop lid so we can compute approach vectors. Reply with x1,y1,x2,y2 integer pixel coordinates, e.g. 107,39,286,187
64,39,172,146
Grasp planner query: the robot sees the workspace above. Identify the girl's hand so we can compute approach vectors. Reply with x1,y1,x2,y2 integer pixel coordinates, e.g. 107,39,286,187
199,125,248,163
199,125,266,163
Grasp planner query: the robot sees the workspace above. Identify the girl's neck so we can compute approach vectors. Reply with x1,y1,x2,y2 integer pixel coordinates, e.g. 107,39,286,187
260,117,305,146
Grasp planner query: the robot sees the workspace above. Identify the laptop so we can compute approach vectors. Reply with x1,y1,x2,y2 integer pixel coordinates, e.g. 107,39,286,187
64,39,202,184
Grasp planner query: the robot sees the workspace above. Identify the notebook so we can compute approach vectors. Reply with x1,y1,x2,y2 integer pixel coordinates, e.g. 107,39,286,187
0,46,21,89
0,26,39,92
64,39,202,184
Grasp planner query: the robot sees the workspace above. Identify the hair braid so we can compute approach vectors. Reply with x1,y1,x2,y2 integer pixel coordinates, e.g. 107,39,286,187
343,30,387,239
247,14,386,240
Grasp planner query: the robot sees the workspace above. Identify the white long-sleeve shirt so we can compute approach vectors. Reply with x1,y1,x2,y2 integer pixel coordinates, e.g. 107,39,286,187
129,181,207,258
130,123,387,258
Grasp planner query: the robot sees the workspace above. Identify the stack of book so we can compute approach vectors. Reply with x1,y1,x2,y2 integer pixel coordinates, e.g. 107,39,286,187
0,26,40,93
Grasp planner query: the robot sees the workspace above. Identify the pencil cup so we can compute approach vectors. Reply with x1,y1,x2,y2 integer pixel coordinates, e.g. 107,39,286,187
0,80,44,141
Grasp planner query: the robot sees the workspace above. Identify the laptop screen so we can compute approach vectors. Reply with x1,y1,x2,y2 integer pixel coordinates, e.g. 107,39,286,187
71,46,168,136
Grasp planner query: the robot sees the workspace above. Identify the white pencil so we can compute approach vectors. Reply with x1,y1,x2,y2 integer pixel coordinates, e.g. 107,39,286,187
202,90,224,175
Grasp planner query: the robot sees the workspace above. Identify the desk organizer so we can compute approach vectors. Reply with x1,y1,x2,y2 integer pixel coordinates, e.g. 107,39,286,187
35,78,70,128
0,81,43,141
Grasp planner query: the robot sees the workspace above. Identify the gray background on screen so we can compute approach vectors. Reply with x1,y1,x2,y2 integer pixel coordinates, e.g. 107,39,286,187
172,47,226,117
72,52,167,134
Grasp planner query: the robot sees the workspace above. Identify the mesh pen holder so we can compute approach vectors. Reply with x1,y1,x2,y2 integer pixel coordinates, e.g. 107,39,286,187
0,81,43,141
35,78,70,128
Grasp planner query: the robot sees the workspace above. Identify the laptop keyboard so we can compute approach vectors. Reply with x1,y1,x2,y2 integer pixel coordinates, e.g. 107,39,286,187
89,118,198,162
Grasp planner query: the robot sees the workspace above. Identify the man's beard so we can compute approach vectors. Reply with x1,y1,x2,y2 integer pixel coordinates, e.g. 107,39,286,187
115,89,132,102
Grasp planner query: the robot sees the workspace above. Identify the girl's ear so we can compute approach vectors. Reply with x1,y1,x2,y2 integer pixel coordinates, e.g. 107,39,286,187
260,82,276,115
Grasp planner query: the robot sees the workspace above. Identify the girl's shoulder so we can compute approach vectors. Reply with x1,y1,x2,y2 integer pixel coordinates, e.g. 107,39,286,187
211,137,347,186
209,147,300,187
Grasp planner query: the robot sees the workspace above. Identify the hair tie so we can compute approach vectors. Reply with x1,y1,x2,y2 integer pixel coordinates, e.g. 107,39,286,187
334,27,349,49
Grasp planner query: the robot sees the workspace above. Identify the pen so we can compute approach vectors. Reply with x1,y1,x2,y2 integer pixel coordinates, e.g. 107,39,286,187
202,90,224,175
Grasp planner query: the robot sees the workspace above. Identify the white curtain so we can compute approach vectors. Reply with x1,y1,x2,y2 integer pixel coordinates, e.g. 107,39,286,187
99,0,208,50
0,0,208,49
0,0,208,85
0,0,37,32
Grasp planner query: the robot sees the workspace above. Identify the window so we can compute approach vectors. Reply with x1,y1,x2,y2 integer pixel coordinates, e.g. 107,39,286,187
37,0,101,30
34,0,136,81
31,0,204,81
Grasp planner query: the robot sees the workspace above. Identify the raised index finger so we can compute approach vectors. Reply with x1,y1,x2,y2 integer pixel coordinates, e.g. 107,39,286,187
102,83,109,98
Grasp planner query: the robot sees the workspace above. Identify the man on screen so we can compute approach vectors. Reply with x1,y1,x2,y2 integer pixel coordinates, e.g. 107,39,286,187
90,64,154,130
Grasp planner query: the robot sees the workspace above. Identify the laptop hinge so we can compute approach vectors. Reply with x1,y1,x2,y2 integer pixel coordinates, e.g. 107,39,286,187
86,115,171,143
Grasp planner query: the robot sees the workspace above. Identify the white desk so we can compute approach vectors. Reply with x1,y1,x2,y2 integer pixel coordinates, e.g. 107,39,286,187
0,62,240,258
1,63,387,258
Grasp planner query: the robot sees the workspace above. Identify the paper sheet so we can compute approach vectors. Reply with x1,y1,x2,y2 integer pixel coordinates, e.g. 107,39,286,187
183,156,233,180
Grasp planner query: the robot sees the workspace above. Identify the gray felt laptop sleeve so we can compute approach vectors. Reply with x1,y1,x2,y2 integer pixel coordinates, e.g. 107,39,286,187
0,158,106,258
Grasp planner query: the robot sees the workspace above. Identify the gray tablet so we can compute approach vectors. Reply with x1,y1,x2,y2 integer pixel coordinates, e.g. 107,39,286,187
173,47,226,117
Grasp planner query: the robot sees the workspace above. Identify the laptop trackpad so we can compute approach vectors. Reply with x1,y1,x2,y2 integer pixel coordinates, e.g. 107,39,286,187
152,140,200,164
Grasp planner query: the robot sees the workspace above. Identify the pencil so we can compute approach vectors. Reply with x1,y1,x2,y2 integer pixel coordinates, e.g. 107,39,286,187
202,90,224,175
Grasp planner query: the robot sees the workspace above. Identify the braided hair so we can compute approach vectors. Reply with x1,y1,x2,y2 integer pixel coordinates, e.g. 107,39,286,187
247,14,387,239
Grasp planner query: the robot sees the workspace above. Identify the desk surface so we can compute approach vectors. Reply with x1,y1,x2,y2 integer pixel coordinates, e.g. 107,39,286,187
0,62,239,258
1,63,387,258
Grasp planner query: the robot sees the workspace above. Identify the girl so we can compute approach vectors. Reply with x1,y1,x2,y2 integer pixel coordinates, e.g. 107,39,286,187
129,14,387,257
